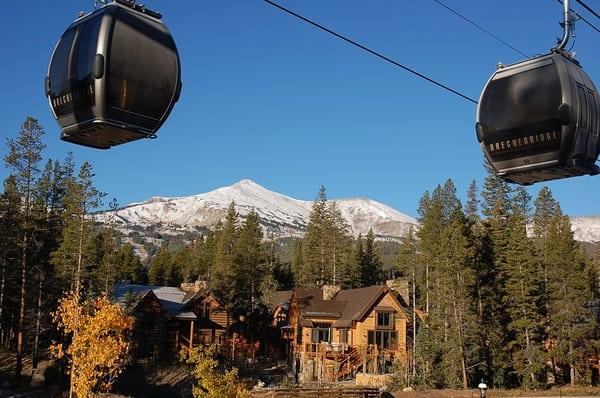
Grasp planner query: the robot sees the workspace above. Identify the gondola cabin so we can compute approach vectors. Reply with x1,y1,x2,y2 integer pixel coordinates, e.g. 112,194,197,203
476,52,600,185
45,0,181,149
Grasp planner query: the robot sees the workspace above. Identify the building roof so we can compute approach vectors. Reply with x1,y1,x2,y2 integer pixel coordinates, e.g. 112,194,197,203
263,289,293,312
294,288,323,311
284,284,405,328
303,299,347,318
292,288,348,318
333,285,388,328
175,311,198,320
113,283,210,319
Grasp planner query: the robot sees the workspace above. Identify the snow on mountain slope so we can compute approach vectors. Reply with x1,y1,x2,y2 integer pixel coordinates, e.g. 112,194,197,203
570,216,600,243
95,179,600,243
95,179,419,239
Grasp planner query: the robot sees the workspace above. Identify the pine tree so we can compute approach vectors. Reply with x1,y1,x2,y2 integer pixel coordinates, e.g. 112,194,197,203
413,180,484,388
51,162,104,296
202,230,219,281
417,187,444,314
291,240,305,286
502,205,544,388
114,243,146,284
544,209,595,385
211,202,239,311
325,201,351,285
294,186,354,286
396,227,419,380
183,237,209,282
432,206,477,388
301,186,329,286
478,171,513,386
4,117,46,380
531,187,558,328
341,237,362,289
260,235,283,301
360,229,383,286
29,158,66,369
0,176,21,346
93,199,121,294
465,179,479,223
148,245,174,285
173,245,193,282
233,209,265,316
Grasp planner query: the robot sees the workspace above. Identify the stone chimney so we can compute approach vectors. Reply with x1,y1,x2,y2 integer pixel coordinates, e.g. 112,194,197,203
181,280,208,293
386,279,410,305
322,284,341,300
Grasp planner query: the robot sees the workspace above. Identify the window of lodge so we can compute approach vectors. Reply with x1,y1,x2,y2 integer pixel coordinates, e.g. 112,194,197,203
339,328,348,344
376,311,394,329
312,322,332,343
368,330,397,350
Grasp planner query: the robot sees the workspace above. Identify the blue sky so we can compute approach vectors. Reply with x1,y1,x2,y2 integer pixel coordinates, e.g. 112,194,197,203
1,0,599,217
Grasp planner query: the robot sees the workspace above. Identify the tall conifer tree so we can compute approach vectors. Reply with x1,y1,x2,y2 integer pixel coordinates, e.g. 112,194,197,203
4,117,45,380
51,162,104,296
360,229,383,286
234,209,265,316
211,202,240,312
502,200,544,387
302,186,329,285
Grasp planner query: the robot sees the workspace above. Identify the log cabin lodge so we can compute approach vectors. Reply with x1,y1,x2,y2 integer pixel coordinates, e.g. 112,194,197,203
113,280,413,383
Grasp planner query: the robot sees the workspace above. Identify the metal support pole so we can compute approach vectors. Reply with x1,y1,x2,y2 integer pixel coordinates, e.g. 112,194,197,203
556,0,571,51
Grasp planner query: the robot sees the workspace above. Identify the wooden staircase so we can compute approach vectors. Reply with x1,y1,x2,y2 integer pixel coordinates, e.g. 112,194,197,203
335,347,363,381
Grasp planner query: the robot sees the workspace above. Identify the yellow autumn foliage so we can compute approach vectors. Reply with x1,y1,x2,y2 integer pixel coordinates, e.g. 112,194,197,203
51,292,132,398
183,345,250,398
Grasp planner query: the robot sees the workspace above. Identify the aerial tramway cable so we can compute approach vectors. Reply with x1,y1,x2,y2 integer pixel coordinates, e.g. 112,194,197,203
263,0,479,105
432,0,530,58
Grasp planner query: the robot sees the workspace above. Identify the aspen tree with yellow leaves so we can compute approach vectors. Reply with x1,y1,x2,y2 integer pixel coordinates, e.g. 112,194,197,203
51,293,132,398
183,345,250,398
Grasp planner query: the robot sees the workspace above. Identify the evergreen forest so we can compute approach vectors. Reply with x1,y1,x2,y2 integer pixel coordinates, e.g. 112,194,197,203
1,117,599,389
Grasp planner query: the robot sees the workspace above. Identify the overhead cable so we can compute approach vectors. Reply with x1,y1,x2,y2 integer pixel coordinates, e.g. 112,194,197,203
557,0,600,34
263,0,478,105
432,0,530,58
576,0,600,20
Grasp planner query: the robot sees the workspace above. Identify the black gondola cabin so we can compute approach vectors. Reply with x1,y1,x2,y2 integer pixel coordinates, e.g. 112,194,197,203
476,52,600,185
45,0,181,149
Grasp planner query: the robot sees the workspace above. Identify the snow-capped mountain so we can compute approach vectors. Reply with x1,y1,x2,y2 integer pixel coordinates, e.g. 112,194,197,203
95,179,600,245
570,216,600,244
95,179,419,239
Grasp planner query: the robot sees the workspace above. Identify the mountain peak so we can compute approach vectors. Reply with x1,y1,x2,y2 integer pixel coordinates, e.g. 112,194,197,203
234,178,260,187
96,179,419,240
95,181,600,245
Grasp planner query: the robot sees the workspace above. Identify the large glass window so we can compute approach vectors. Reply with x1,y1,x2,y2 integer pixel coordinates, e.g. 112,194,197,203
480,62,564,161
339,329,348,344
49,28,76,117
376,312,393,329
312,322,332,343
589,90,599,136
71,15,102,114
368,330,397,350
108,9,178,120
480,63,561,134
49,15,102,118
74,15,102,81
578,85,589,133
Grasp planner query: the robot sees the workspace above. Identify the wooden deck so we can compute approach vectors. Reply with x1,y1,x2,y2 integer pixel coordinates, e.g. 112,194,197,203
296,342,396,382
